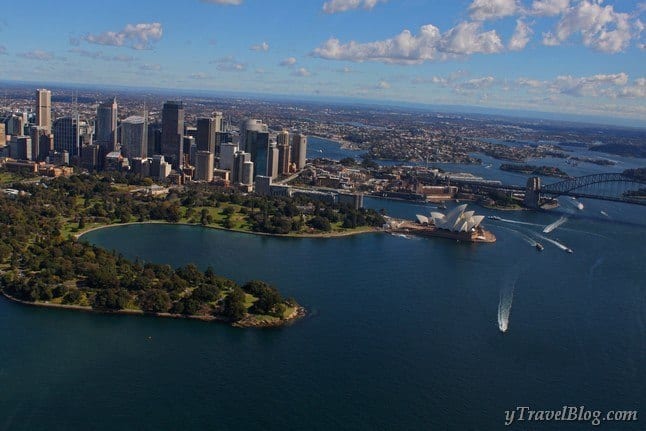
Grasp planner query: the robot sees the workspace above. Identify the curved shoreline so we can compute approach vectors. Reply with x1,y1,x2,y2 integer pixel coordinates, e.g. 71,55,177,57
76,221,380,241
0,290,306,328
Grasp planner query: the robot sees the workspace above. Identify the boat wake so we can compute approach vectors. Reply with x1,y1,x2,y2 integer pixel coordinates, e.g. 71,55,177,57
497,218,543,227
498,281,516,333
496,225,536,246
537,234,572,253
543,216,568,233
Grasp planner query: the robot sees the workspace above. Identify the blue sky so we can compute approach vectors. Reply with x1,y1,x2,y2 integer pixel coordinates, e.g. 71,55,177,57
1,0,644,122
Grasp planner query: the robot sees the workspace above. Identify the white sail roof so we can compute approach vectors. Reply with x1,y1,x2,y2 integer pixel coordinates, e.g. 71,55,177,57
427,205,485,232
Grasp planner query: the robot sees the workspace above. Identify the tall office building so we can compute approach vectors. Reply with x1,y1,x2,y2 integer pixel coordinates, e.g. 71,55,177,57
161,101,185,168
267,142,279,179
291,133,308,170
219,142,238,171
195,151,214,182
213,112,223,133
35,89,51,132
30,126,53,162
4,114,25,136
121,116,148,159
240,119,270,178
233,151,251,184
0,123,5,148
96,98,118,153
196,117,216,153
9,136,32,160
53,117,80,156
277,130,291,174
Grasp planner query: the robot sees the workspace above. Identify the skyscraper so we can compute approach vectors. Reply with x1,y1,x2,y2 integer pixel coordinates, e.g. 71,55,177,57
267,142,279,179
121,116,148,159
195,151,214,182
35,89,51,132
161,101,185,168
196,117,216,153
277,130,291,174
291,133,308,170
240,119,269,178
53,117,79,156
95,98,118,153
219,142,238,171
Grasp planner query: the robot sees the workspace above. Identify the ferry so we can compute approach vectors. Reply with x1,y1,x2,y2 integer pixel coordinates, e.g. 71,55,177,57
535,242,544,251
488,215,502,221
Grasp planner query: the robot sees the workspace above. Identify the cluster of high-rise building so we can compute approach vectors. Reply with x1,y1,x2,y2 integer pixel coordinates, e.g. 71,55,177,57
0,88,308,190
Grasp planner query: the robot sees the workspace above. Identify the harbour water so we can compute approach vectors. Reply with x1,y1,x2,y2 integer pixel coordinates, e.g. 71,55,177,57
1,138,644,430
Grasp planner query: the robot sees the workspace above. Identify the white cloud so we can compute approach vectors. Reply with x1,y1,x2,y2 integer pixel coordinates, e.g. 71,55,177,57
83,22,163,50
323,0,387,14
139,63,161,71
468,0,518,21
549,73,630,96
377,80,391,89
508,19,533,50
516,77,544,87
439,22,504,55
293,67,311,77
250,41,269,52
189,72,211,79
17,50,54,60
457,76,495,90
201,0,243,5
280,56,297,66
313,21,503,64
542,0,632,53
530,0,570,16
617,78,645,98
213,56,246,71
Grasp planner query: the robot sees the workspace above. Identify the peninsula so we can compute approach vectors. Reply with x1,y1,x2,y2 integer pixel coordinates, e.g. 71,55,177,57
0,172,385,327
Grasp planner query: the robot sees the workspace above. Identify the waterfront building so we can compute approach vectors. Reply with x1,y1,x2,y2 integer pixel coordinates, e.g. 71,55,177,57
427,205,485,232
35,89,51,131
95,98,118,153
121,116,148,160
161,101,185,168
195,151,214,182
291,133,307,170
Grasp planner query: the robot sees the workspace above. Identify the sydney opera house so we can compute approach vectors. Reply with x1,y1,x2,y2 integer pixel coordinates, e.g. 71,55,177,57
392,204,495,243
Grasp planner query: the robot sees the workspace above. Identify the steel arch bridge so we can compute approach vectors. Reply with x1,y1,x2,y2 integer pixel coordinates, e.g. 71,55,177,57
541,173,646,205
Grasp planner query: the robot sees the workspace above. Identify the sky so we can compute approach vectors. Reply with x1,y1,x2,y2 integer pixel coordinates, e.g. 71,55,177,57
0,0,644,123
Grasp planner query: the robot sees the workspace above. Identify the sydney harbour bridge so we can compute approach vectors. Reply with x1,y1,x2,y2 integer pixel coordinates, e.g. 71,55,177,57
450,173,646,208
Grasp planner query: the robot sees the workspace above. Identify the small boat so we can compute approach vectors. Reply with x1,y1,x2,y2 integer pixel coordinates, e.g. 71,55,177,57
488,215,502,221
600,210,609,217
565,248,573,254
535,242,544,251
438,203,447,210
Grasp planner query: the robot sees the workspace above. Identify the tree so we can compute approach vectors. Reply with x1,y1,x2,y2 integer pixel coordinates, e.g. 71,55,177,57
138,289,171,313
91,289,130,310
223,287,246,321
307,216,332,232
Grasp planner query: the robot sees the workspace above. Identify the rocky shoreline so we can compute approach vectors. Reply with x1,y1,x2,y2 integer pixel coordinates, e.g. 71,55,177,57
0,290,306,328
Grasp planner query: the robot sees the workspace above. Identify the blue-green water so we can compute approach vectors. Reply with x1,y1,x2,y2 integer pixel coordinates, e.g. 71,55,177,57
1,196,644,430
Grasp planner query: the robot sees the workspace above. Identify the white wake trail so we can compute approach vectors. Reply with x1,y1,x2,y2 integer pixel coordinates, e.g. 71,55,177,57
543,216,568,233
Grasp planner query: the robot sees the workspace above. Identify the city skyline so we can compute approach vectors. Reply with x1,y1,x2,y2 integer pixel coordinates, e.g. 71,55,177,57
0,0,644,123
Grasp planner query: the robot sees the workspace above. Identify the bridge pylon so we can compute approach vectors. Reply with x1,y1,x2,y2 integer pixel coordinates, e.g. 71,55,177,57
524,176,541,209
